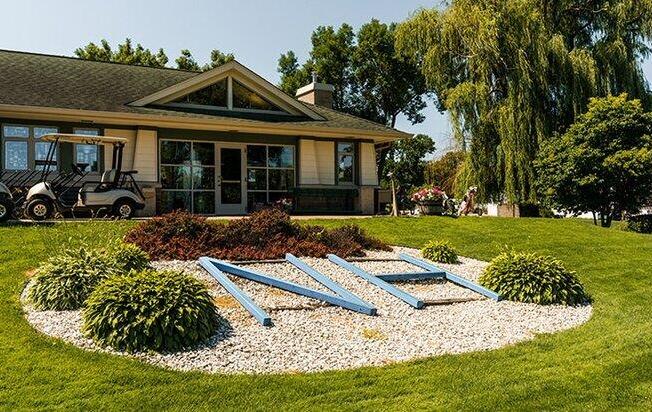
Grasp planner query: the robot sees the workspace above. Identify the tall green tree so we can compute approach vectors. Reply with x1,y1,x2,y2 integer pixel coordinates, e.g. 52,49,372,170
383,134,436,206
75,38,168,68
350,20,427,127
278,51,311,96
279,20,427,127
75,40,233,71
396,0,652,203
279,19,430,182
279,24,355,110
424,150,466,195
177,49,236,71
175,49,201,71
204,49,235,70
535,94,652,227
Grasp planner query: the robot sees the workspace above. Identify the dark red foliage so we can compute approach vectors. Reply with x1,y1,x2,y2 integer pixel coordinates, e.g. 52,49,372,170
124,209,389,261
326,225,392,252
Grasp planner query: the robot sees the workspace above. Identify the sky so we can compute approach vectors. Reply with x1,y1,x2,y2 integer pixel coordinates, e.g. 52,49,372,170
1,0,651,157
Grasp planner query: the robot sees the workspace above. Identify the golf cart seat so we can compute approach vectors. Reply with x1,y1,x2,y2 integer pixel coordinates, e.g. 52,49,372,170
94,169,118,192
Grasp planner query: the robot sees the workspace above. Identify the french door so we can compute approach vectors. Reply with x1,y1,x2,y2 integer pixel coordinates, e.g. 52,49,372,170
216,144,246,215
159,140,246,215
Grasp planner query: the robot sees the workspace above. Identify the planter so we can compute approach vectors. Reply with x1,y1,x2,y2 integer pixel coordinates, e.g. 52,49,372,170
417,202,444,215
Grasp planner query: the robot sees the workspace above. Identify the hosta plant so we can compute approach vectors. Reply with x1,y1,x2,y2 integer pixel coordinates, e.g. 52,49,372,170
82,270,222,353
28,247,118,310
421,240,459,264
479,251,590,305
108,242,150,272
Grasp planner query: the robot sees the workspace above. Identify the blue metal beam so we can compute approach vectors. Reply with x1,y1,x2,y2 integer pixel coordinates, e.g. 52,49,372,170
327,254,424,309
399,253,442,272
285,253,375,311
209,259,377,316
198,257,272,326
376,271,445,282
398,253,501,301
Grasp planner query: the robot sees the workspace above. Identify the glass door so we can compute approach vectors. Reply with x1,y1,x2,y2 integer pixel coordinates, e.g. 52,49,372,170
216,145,246,214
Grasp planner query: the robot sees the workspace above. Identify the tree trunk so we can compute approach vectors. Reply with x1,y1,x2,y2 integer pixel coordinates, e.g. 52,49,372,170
376,114,398,183
599,210,613,228
376,146,391,184
592,211,598,226
391,178,398,217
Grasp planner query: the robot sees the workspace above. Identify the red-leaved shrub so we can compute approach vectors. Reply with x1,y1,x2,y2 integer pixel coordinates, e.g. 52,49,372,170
124,209,389,261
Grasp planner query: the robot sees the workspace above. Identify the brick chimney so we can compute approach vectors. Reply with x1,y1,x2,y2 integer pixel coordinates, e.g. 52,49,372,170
296,72,334,108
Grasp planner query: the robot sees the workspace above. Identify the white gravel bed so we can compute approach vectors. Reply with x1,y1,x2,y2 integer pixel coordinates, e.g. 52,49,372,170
23,246,592,374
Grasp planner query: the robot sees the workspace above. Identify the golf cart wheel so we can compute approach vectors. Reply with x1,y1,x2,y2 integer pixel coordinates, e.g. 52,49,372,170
27,199,52,221
0,199,12,223
113,199,135,219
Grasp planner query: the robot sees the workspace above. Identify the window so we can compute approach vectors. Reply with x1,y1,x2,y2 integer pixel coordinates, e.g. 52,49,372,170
74,128,100,172
166,77,285,114
171,79,228,107
246,145,295,210
337,142,355,184
160,140,216,214
2,125,58,170
233,80,282,112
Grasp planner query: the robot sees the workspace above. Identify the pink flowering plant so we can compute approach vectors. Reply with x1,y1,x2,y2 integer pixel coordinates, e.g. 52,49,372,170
410,186,447,204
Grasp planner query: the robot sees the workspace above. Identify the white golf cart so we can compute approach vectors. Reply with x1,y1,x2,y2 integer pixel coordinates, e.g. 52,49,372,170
0,181,13,222
24,133,145,220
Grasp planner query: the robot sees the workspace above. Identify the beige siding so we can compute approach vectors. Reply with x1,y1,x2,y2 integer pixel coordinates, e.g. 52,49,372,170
103,128,137,171
360,142,378,186
299,139,335,185
103,128,157,182
132,129,158,182
299,139,318,185
315,140,335,184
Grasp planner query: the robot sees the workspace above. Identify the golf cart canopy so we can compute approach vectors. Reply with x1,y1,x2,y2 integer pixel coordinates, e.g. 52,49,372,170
40,133,128,145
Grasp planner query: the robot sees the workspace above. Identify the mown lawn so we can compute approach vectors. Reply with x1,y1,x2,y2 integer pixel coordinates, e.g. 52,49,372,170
1,217,651,410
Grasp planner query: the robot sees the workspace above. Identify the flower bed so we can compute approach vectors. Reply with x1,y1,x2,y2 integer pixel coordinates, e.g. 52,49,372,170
411,186,447,215
22,247,592,374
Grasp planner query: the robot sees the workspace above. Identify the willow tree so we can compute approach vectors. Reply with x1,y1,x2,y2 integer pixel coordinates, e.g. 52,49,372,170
396,0,652,202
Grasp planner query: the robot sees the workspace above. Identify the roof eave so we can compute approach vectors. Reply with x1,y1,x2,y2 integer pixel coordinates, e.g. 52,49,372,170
0,104,408,142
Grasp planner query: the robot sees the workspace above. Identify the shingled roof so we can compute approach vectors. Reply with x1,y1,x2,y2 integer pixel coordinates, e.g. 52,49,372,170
0,49,409,139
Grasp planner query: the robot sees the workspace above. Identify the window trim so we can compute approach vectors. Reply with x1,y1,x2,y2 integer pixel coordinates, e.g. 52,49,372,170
158,139,217,215
161,76,293,116
73,127,102,173
246,143,296,207
336,141,356,186
232,79,284,113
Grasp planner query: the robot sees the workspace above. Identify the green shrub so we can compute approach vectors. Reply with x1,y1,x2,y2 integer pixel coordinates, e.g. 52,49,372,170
108,242,150,272
28,248,118,310
421,240,459,264
626,214,652,234
82,270,222,353
478,251,590,305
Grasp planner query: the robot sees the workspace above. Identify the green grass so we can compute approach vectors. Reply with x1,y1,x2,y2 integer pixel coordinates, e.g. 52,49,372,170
1,217,651,410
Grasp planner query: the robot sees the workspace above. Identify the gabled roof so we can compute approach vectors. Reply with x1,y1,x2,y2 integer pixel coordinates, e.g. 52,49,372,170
129,60,325,120
0,49,410,141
